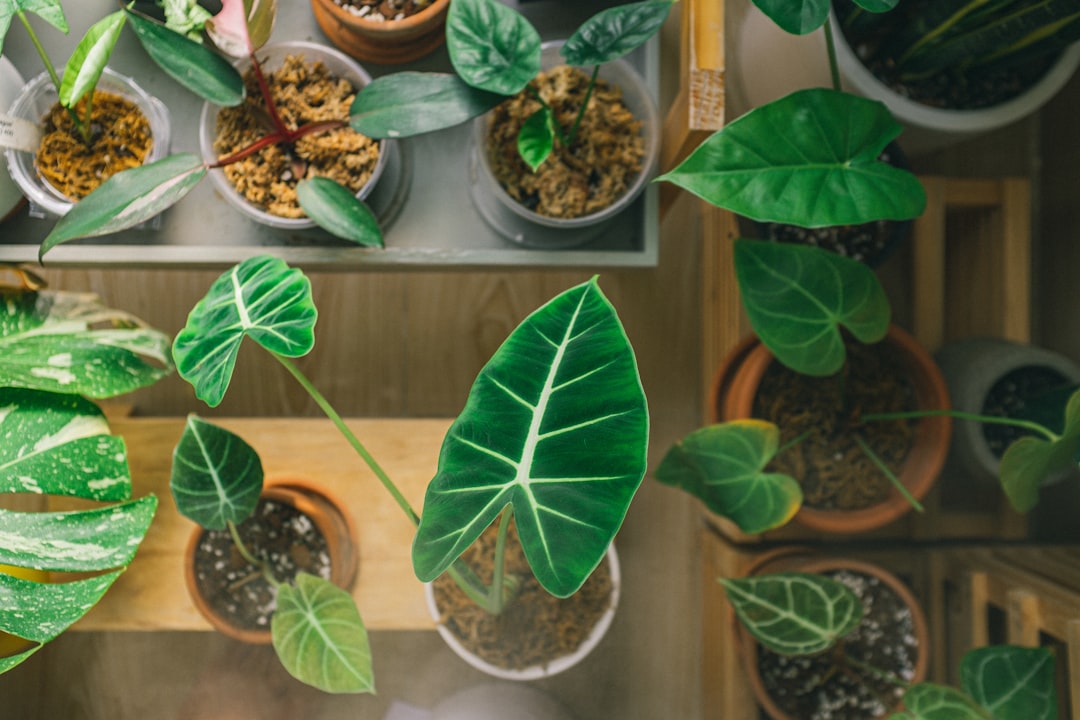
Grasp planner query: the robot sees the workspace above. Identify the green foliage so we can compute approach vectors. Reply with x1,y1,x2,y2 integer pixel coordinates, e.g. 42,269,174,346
349,72,503,139
890,683,991,719
516,108,554,172
0,0,67,55
170,416,263,530
296,177,383,248
58,10,125,108
446,0,541,96
561,1,674,66
999,388,1080,512
960,645,1058,719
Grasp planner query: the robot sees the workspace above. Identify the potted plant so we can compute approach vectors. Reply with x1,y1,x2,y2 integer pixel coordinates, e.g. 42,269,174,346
166,254,648,691
309,0,452,65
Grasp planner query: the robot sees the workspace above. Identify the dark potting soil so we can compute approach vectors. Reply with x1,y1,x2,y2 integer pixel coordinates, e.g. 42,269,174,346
192,497,333,632
752,341,917,511
756,569,920,720
432,519,614,672
981,365,1072,458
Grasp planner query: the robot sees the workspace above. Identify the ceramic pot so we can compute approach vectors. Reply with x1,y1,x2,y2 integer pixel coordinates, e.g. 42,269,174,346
310,0,450,65
715,326,951,533
4,67,171,218
184,478,359,644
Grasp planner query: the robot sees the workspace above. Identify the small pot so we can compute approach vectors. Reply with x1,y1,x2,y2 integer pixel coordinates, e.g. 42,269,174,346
184,478,359,644
310,0,450,65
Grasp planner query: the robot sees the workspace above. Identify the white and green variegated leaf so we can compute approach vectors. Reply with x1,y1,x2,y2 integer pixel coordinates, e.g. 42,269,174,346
960,646,1058,720
721,572,862,655
0,0,68,56
0,568,122,643
0,388,128,501
170,415,263,530
0,290,173,399
172,255,317,407
446,0,541,95
273,573,374,694
891,683,990,720
0,644,39,674
413,278,648,598
59,10,126,108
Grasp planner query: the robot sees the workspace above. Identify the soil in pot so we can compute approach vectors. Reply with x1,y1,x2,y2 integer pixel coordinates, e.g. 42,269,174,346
212,53,380,219
485,65,646,220
753,339,917,511
981,365,1074,458
431,519,614,672
332,0,435,21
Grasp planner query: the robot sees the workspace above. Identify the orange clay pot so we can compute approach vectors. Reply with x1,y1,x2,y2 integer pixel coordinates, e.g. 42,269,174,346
310,0,451,65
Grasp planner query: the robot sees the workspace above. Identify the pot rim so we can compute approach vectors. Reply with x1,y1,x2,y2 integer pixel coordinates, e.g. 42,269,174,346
313,0,450,31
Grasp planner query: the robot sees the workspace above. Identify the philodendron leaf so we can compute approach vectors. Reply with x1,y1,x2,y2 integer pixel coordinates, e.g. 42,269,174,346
349,72,504,139
721,572,862,655
657,88,926,227
413,278,648,598
171,416,263,530
890,684,990,720
960,646,1058,720
41,154,207,256
0,0,67,56
447,0,541,96
0,290,173,398
751,0,830,35
561,0,673,66
999,388,1080,512
735,239,890,376
206,0,276,57
59,10,126,108
655,420,801,533
173,255,316,407
273,573,374,694
296,177,383,248
517,107,554,172
127,10,244,106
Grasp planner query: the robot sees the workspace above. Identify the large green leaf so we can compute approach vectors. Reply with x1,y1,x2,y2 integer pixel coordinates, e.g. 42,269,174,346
170,416,262,530
721,572,862,655
561,1,673,66
273,573,374,694
999,388,1080,512
655,420,801,533
0,290,173,398
172,256,317,408
735,239,890,376
890,684,990,720
751,0,830,35
0,1,67,56
413,278,648,598
657,88,926,227
59,11,126,108
127,10,245,106
446,0,541,96
0,569,122,642
296,177,383,248
960,646,1058,720
349,72,504,139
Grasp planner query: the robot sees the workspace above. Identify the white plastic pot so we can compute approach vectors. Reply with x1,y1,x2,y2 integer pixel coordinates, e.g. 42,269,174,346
430,684,575,720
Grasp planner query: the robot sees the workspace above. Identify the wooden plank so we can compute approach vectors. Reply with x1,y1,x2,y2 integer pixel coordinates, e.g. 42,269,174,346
912,177,948,352
1006,589,1041,646
1068,620,1080,715
970,570,991,647
1000,177,1032,343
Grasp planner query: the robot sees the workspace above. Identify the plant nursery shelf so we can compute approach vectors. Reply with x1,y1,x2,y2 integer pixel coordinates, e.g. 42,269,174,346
0,0,659,270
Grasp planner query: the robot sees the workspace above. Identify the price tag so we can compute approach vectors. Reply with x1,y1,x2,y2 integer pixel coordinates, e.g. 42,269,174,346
0,113,41,153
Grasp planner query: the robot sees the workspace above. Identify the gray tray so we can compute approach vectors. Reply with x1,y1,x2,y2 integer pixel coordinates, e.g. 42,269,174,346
0,0,659,270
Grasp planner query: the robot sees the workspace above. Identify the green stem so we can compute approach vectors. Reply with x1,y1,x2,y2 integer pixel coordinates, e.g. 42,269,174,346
485,508,514,615
863,409,1058,442
822,18,842,92
563,65,600,147
854,435,924,513
526,85,569,146
227,519,281,589
777,429,814,457
16,10,89,143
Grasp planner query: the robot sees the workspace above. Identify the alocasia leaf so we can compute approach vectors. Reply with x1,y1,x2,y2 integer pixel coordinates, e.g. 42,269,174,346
561,0,673,66
349,72,503,139
296,177,383,248
413,278,648,598
171,416,263,530
891,684,990,720
735,239,890,376
655,420,801,533
447,0,541,96
517,107,554,172
0,0,68,56
657,88,926,227
172,256,316,407
751,0,831,35
59,10,126,108
999,388,1080,512
960,645,1058,720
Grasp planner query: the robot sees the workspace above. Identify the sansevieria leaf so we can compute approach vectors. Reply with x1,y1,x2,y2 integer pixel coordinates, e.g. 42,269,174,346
447,0,541,96
892,683,990,720
171,416,263,530
413,278,648,598
999,388,1080,512
960,646,1058,720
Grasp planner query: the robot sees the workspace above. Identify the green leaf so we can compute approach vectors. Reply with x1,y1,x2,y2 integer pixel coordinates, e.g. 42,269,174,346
59,10,126,108
447,0,541,96
562,0,673,65
41,155,207,257
296,177,383,248
960,646,1058,720
721,572,862,655
895,683,990,720
657,88,926,227
855,0,898,10
170,416,263,530
655,420,801,534
0,569,122,642
0,0,68,57
173,256,316,408
127,10,245,106
734,239,890,376
413,278,648,598
751,0,830,35
273,573,374,694
0,290,173,398
0,645,39,675
999,388,1080,512
206,0,276,57
349,72,504,139
517,107,553,172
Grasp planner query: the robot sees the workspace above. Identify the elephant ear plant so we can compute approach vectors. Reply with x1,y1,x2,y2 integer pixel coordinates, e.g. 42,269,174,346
169,255,648,692
0,270,173,674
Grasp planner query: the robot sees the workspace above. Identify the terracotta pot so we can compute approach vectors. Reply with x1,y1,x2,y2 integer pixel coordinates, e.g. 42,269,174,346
714,325,951,533
184,477,359,644
310,0,450,65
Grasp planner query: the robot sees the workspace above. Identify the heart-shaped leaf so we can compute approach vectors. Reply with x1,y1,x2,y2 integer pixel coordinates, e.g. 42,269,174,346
413,278,648,598
349,72,504,139
59,10,126,108
273,572,374,694
655,420,801,533
735,239,890,376
173,256,316,407
721,572,862,655
892,683,990,720
751,0,830,35
296,177,383,248
517,107,553,172
0,1,67,56
447,0,541,96
960,646,1058,720
171,415,263,530
999,388,1080,512
658,88,926,227
562,0,673,66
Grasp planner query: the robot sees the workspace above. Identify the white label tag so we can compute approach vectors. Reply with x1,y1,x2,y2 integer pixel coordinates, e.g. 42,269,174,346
0,113,42,153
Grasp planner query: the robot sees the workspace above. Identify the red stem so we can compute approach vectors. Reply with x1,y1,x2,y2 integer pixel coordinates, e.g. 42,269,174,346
210,120,346,169
249,52,291,139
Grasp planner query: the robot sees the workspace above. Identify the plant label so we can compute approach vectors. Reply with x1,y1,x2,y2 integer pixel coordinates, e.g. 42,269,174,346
0,114,40,153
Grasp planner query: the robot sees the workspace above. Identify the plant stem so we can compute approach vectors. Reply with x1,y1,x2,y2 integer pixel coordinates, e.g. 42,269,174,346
525,85,569,146
16,10,90,144
484,508,514,614
227,519,281,589
563,65,600,147
854,435,924,512
822,18,842,92
862,409,1058,442
777,429,814,456
249,52,292,140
